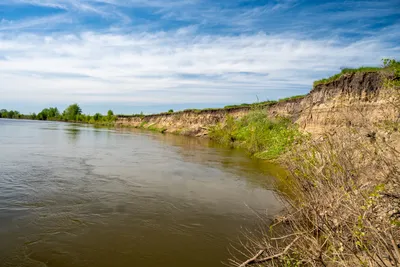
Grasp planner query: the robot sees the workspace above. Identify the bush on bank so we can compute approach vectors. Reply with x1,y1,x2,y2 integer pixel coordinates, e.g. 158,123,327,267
230,59,400,267
209,110,302,160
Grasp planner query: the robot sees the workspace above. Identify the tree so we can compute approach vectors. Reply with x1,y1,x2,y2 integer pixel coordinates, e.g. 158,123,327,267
36,107,61,120
7,110,15,119
37,108,49,120
93,113,102,121
12,111,20,119
62,104,82,121
48,107,60,119
0,109,22,119
0,109,7,118
106,110,116,122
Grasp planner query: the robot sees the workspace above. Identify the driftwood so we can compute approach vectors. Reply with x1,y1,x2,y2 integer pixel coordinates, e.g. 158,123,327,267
239,237,300,267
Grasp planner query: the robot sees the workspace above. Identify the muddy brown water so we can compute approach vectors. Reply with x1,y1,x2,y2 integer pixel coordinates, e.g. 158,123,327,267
0,119,282,267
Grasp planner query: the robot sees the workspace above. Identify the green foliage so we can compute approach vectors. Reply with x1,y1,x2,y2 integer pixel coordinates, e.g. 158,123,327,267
278,95,305,103
382,59,400,91
139,121,148,128
313,58,399,87
62,103,82,121
0,103,116,127
147,125,167,133
224,103,251,109
93,113,102,121
121,101,279,118
105,110,116,123
37,107,60,120
0,109,22,119
382,58,400,70
209,111,302,159
224,100,277,109
183,108,203,113
313,67,382,87
0,109,7,118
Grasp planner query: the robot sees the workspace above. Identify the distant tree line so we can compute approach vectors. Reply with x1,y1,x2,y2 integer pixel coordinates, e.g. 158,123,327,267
0,109,24,119
0,104,116,125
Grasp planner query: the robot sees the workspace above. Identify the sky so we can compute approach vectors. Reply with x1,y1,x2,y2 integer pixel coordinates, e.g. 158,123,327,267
0,0,399,114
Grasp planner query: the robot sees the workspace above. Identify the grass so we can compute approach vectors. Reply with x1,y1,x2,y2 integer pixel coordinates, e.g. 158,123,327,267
209,110,302,159
224,100,277,109
147,125,167,133
277,95,305,103
139,121,147,128
230,61,400,267
116,97,306,120
118,101,280,119
313,59,400,87
224,103,252,109
183,108,222,113
231,129,400,266
313,66,383,87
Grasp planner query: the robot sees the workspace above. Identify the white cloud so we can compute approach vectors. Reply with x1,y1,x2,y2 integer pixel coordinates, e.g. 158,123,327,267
1,29,398,107
0,0,68,9
0,14,74,31
0,0,399,112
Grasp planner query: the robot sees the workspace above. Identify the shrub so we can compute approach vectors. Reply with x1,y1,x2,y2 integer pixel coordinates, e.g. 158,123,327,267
209,110,302,159
230,69,400,267
231,129,400,267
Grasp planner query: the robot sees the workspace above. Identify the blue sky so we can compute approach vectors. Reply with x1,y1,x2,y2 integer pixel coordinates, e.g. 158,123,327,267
0,0,399,114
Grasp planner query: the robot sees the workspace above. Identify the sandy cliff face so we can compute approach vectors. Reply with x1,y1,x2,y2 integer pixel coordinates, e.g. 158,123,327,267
269,72,397,134
116,72,398,137
116,108,250,136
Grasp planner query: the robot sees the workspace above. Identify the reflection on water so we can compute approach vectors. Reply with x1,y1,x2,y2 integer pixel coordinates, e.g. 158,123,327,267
119,128,286,189
65,125,81,143
0,119,283,267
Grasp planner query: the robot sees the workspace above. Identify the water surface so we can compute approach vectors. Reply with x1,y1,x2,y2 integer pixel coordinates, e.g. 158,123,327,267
0,119,282,267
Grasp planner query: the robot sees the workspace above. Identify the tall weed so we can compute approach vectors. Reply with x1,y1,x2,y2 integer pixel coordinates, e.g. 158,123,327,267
209,110,302,159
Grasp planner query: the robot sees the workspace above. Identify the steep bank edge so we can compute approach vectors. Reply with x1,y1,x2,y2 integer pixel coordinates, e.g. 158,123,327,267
116,71,396,136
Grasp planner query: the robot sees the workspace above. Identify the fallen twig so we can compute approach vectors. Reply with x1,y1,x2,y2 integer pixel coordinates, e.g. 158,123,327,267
239,236,300,267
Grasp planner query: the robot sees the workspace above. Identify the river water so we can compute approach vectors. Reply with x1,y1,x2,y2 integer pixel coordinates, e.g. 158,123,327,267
0,119,282,267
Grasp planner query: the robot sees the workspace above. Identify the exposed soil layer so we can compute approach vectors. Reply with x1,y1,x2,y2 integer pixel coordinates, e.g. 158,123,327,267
116,72,397,136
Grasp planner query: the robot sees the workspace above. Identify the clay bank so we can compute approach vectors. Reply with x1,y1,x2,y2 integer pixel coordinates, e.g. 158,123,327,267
116,71,398,138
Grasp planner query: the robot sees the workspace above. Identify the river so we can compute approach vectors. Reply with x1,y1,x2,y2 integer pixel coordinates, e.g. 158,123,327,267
0,119,282,267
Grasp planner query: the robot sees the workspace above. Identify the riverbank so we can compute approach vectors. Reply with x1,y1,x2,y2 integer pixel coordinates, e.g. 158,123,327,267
116,70,395,136
116,61,400,266
2,60,399,266
231,62,399,266
116,68,399,159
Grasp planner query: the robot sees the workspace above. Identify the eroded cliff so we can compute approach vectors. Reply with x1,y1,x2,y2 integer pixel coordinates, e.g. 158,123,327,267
116,71,398,136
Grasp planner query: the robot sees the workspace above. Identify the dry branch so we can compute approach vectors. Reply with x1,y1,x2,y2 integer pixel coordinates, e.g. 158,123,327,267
239,237,300,267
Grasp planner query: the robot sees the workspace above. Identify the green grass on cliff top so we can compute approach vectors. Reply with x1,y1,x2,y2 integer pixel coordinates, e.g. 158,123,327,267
120,59,399,118
313,67,382,87
118,97,308,118
313,59,400,87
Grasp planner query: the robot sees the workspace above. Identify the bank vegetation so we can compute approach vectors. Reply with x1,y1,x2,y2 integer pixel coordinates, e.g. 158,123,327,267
228,59,400,267
0,103,116,126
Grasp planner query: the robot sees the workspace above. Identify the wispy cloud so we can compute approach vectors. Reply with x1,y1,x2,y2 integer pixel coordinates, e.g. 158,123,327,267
0,28,398,107
0,14,74,31
0,0,399,113
0,0,68,9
